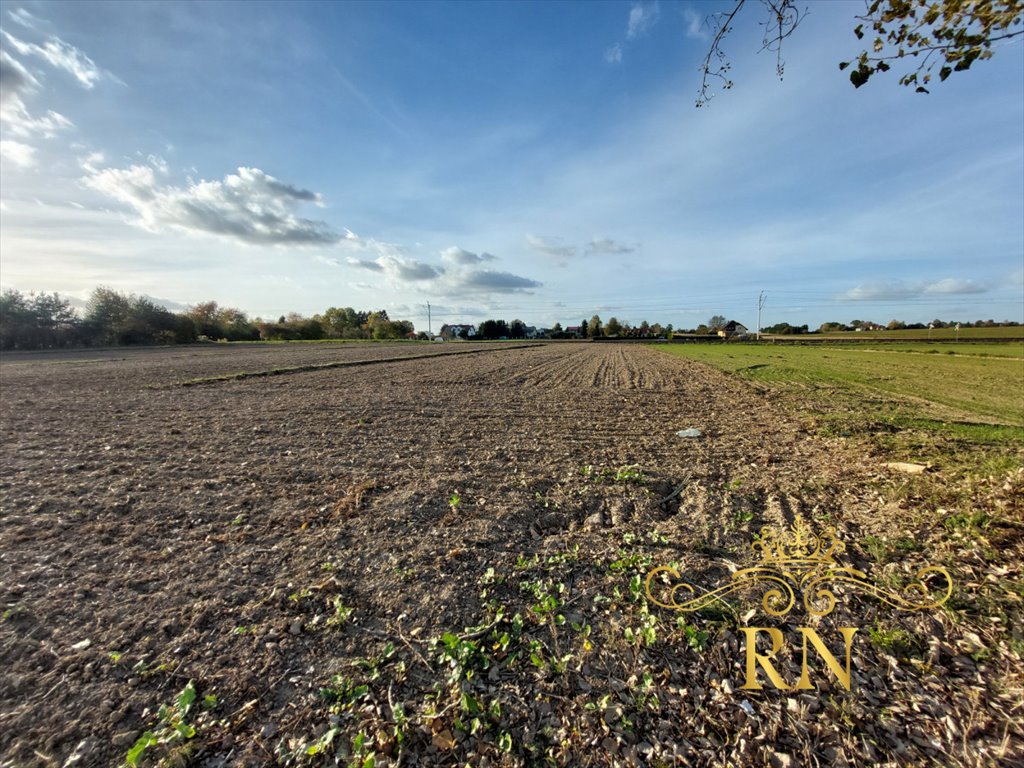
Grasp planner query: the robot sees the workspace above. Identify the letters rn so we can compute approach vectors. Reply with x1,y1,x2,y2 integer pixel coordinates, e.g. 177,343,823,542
740,627,859,691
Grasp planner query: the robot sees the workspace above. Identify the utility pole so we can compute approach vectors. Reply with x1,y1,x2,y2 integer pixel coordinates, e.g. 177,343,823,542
427,302,432,337
756,291,767,341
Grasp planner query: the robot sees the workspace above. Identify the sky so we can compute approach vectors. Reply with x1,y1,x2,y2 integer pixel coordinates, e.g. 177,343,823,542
1,0,1022,332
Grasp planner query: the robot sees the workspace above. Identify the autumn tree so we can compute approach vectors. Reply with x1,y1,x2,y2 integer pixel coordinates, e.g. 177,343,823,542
697,0,1023,106
605,317,623,336
708,315,728,331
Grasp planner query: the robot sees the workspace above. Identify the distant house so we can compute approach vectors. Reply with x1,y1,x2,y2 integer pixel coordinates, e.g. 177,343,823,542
524,326,538,339
717,320,748,338
439,323,477,340
565,326,582,338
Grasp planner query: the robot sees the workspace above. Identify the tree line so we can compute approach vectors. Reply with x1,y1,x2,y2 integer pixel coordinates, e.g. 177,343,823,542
0,287,416,350
763,318,1022,335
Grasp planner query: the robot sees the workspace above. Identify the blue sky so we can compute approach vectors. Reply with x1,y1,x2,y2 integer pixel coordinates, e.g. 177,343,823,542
1,0,1022,331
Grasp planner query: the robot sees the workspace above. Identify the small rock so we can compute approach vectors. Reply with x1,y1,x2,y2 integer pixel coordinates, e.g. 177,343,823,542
111,730,139,748
289,620,302,635
603,705,623,725
260,723,278,739
70,639,92,652
62,737,96,767
583,512,604,529
676,428,702,438
770,752,796,768
883,462,928,474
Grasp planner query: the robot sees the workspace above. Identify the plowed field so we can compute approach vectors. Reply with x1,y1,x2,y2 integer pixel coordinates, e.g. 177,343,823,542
1,342,1019,767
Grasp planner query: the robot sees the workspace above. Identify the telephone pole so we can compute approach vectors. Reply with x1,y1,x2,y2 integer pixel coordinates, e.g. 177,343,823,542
427,302,432,337
756,291,767,341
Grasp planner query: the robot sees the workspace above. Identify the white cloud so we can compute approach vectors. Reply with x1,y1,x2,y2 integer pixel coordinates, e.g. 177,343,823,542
0,49,72,139
840,278,990,301
1,30,103,89
83,164,346,246
683,8,705,39
0,48,38,94
455,270,542,294
347,243,444,281
586,237,635,255
526,234,576,258
627,2,660,40
604,44,623,64
440,246,496,266
0,139,36,167
79,150,105,172
7,8,40,30
922,278,987,295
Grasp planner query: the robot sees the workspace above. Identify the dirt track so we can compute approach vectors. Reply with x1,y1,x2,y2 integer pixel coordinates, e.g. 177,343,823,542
1,343,1018,767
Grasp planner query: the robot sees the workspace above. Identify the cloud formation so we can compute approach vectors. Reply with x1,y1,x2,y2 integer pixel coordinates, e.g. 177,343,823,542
7,8,40,30
586,237,635,255
0,49,73,141
347,243,541,295
626,2,660,40
922,278,986,295
441,246,497,266
840,278,989,301
526,234,576,259
604,44,623,64
83,164,347,246
683,8,706,39
0,139,36,167
457,269,542,293
1,30,103,89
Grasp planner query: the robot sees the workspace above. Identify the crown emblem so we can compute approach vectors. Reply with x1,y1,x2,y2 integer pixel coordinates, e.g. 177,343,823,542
752,515,844,586
645,512,952,618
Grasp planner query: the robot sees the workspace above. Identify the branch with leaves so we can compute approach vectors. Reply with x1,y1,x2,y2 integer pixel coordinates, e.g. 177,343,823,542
842,0,1024,91
697,0,1023,105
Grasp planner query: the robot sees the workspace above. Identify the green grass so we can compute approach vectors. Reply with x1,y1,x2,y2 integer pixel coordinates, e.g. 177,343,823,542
803,326,1024,341
818,342,1024,358
658,342,1024,426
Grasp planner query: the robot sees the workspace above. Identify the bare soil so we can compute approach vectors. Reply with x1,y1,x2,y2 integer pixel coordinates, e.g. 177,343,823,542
1,342,1020,767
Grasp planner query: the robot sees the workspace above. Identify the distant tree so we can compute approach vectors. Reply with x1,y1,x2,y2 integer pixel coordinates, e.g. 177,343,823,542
579,319,589,338
763,322,807,334
605,317,622,336
649,323,664,337
510,319,527,339
638,320,651,337
321,306,362,338
0,289,80,349
818,321,849,333
551,322,563,337
477,319,510,339
0,290,31,349
589,315,603,338
887,319,907,330
85,287,133,345
188,301,222,338
708,315,728,331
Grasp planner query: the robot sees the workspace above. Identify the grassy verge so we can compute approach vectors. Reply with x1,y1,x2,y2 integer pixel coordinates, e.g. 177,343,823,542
659,342,1024,426
657,341,1024,670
